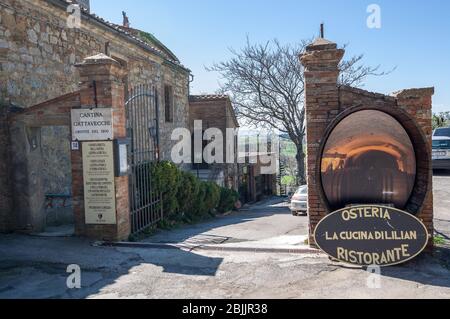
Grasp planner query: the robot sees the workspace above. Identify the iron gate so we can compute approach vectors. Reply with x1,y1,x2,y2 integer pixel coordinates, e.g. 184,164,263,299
125,84,163,235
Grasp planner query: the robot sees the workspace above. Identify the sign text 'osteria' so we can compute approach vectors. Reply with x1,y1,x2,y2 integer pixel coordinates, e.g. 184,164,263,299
314,205,429,267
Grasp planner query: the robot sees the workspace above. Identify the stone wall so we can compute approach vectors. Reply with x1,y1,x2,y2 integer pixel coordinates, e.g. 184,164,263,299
189,95,239,189
41,125,72,194
7,91,79,232
0,0,190,163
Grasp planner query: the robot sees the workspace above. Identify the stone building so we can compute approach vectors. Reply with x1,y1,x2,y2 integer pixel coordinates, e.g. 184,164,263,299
238,151,278,203
189,95,240,190
0,0,191,233
0,0,190,191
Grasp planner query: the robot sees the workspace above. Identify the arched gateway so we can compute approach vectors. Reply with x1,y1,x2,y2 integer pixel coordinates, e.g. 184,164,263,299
2,54,163,241
300,38,434,259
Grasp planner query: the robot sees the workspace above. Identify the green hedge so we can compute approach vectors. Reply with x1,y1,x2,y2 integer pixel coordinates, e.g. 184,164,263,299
150,161,238,226
217,187,239,214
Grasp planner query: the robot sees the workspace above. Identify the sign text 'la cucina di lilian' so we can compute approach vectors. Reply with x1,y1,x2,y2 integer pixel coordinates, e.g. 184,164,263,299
314,205,429,267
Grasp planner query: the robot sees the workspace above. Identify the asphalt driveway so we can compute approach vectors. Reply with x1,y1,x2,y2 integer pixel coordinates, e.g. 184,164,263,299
0,173,449,299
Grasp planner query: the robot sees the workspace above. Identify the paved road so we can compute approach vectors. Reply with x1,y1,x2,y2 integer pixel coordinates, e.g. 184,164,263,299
144,198,309,249
433,170,450,239
144,171,450,248
1,233,449,299
0,174,449,299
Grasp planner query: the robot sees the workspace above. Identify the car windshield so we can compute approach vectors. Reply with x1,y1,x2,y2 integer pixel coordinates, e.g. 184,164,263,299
433,140,450,149
296,186,307,195
434,128,450,137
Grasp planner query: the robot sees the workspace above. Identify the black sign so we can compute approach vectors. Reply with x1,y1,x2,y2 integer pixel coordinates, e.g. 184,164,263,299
314,205,429,267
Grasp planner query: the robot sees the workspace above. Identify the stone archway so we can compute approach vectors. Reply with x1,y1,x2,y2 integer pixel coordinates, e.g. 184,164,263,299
7,92,80,233
300,37,434,248
2,54,132,241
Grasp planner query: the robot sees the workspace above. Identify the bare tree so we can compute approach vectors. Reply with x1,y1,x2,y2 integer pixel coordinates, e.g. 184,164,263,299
208,38,389,184
433,111,450,130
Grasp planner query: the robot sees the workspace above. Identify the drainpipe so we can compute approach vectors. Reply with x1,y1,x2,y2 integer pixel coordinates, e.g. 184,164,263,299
188,73,194,97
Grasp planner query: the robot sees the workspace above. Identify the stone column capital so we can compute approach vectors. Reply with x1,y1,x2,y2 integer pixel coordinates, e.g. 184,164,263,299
76,53,128,81
300,38,345,71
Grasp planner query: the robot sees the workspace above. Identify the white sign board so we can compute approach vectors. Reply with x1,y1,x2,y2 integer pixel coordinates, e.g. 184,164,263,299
71,108,113,141
82,141,117,225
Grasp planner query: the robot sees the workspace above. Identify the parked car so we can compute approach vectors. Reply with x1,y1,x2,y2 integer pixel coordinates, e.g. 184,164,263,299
432,135,450,170
434,127,450,137
290,185,308,216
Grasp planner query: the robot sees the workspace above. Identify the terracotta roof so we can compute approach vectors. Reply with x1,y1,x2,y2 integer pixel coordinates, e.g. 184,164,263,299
111,24,180,63
48,0,189,71
189,95,230,102
189,95,240,128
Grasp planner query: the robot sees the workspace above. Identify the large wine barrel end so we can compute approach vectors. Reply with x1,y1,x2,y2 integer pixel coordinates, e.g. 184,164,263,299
321,110,416,211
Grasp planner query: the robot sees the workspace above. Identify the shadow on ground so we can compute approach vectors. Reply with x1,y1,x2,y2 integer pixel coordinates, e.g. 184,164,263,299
144,197,294,245
0,234,224,299
0,198,291,299
380,246,450,289
329,246,450,290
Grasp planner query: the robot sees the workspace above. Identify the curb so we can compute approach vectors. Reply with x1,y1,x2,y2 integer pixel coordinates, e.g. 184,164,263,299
95,241,322,255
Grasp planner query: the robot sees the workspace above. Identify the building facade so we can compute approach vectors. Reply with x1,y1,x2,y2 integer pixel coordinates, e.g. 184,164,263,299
0,0,191,233
0,0,191,195
189,95,240,190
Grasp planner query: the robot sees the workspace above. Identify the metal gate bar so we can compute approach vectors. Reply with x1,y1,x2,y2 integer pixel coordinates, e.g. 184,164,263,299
126,84,162,235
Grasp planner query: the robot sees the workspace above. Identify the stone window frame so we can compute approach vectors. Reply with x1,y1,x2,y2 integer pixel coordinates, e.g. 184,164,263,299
164,84,174,123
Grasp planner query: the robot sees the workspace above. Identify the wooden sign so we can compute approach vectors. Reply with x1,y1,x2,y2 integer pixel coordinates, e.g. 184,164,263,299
314,205,429,267
82,141,116,225
71,108,113,141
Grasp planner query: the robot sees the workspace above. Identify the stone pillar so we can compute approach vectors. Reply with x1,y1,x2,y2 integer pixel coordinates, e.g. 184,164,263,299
300,39,344,247
392,88,435,244
72,53,130,241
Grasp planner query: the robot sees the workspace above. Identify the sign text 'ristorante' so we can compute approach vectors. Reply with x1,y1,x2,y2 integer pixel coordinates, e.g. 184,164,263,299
314,205,429,267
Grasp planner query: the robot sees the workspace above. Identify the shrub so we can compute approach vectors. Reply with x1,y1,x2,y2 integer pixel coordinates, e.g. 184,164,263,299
186,181,221,222
150,161,181,221
177,170,202,221
202,181,221,215
148,161,238,225
217,187,239,214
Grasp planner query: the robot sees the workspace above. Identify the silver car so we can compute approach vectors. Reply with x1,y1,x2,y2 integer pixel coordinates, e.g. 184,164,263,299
290,185,308,216
432,136,450,170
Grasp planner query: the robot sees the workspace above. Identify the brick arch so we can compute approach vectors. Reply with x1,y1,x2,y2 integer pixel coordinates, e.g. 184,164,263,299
316,104,431,216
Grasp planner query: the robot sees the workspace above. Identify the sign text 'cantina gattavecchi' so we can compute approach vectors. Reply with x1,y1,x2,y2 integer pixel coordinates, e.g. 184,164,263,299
314,205,429,267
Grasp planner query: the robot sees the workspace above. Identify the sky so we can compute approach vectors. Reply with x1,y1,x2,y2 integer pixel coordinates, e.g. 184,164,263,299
91,0,450,113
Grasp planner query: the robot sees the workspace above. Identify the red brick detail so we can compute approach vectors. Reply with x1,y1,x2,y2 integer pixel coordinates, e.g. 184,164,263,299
300,39,434,249
72,54,130,241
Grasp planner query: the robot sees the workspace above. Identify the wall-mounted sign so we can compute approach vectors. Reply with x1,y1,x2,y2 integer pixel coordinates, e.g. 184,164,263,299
82,141,116,225
113,138,131,177
71,108,113,141
71,141,79,151
314,205,429,267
